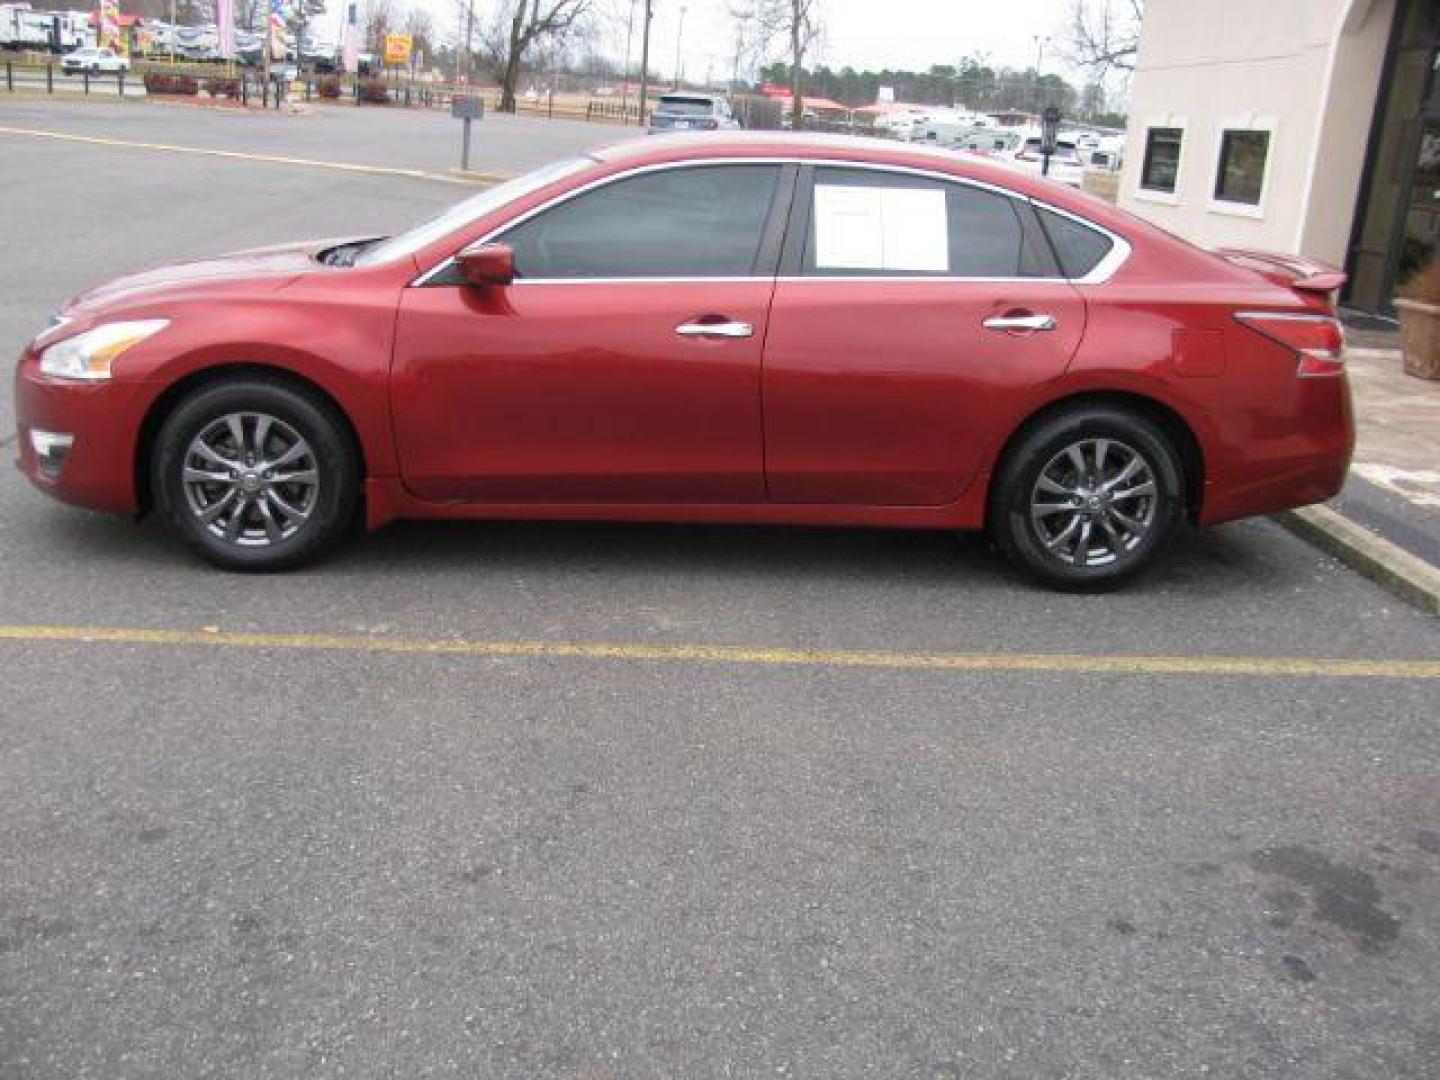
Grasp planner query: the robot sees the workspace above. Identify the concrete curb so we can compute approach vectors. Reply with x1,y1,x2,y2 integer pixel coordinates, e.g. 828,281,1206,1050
1274,504,1440,615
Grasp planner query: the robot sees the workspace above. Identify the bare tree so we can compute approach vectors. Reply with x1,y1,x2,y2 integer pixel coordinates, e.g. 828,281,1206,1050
742,0,820,128
1062,0,1143,79
365,0,398,56
488,0,593,112
403,6,436,62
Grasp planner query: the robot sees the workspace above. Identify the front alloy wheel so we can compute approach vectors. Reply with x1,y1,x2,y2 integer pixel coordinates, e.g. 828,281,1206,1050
153,379,358,569
181,412,320,547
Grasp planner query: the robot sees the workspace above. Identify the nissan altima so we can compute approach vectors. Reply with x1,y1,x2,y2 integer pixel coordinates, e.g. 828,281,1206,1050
14,133,1353,588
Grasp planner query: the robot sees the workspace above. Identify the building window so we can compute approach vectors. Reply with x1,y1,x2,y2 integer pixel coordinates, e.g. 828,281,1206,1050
1214,129,1271,206
1140,127,1183,194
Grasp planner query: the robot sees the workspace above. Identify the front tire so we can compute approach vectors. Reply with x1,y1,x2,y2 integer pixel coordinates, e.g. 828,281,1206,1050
988,406,1185,590
152,379,359,570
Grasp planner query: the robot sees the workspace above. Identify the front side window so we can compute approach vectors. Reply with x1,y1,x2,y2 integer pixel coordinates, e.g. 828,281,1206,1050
503,164,780,279
1214,129,1271,206
1140,127,1183,194
801,167,1038,278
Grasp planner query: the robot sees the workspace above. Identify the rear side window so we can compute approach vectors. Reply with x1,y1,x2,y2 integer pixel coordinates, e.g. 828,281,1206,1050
802,167,1041,278
1036,206,1114,279
503,164,780,279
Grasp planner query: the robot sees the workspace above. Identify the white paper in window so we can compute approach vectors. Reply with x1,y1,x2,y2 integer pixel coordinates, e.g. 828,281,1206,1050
813,185,948,272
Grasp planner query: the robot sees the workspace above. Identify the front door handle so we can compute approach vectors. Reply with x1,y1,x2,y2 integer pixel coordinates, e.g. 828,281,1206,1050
983,313,1056,333
675,320,754,339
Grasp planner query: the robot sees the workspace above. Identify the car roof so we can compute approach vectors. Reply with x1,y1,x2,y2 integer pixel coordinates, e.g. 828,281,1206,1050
593,131,1082,201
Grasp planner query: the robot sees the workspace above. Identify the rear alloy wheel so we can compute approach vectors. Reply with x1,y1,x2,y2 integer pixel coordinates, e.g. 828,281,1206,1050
989,408,1184,590
153,380,358,569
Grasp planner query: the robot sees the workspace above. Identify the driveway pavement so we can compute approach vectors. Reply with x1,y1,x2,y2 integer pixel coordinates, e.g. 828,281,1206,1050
2,101,1438,1079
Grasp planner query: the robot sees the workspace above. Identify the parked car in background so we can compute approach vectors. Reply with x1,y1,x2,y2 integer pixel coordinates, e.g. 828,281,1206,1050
958,128,1025,156
60,46,129,74
1,4,89,51
647,93,741,133
1008,136,1086,187
15,134,1353,588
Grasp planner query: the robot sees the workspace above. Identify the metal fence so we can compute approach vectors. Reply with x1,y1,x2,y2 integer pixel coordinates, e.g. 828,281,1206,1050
1,58,657,124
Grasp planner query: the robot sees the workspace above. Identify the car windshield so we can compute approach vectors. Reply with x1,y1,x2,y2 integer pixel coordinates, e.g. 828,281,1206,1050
354,156,594,268
656,97,715,117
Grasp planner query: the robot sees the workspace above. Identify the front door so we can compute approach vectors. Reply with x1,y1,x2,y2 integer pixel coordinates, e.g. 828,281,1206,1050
391,163,788,504
762,165,1089,505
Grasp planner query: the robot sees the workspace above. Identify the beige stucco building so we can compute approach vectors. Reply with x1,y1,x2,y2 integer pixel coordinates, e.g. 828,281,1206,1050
1118,0,1440,314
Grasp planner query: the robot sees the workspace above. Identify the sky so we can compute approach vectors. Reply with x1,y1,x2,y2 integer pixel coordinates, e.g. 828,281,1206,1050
380,0,1092,84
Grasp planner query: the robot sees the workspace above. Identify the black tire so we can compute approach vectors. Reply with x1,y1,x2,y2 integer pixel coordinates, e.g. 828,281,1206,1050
152,379,359,570
988,406,1185,590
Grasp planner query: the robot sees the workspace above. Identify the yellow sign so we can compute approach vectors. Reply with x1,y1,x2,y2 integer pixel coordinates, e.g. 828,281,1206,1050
383,34,413,66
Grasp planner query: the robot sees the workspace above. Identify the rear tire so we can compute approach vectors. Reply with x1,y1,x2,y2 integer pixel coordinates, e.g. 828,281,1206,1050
988,406,1184,590
152,379,359,570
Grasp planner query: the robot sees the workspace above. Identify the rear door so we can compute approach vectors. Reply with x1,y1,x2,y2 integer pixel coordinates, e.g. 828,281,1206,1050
761,165,1090,505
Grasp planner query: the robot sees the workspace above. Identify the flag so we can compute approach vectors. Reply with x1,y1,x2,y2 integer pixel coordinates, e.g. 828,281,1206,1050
268,0,286,62
98,0,121,53
340,2,359,73
216,0,234,58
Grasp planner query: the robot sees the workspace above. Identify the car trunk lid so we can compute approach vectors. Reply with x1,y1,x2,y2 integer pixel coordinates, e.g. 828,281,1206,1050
1213,247,1347,305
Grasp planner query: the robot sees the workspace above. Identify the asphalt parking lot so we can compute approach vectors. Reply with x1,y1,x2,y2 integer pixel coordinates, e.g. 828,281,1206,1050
2,100,1439,1079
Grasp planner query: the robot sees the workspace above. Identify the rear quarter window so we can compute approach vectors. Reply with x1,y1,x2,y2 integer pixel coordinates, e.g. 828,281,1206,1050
1036,207,1115,279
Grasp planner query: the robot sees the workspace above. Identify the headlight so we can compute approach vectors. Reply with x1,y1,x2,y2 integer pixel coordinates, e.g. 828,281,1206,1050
39,319,169,381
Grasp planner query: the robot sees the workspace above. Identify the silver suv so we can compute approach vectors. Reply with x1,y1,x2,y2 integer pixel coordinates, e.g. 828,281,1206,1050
647,94,741,134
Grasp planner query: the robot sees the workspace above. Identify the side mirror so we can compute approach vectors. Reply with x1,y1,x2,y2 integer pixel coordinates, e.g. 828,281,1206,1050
455,242,515,287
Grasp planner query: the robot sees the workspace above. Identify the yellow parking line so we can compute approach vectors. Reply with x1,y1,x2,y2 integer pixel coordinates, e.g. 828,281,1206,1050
0,623,1436,679
0,125,509,184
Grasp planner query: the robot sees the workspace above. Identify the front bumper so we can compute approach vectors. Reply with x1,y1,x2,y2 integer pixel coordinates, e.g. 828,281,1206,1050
13,344,147,514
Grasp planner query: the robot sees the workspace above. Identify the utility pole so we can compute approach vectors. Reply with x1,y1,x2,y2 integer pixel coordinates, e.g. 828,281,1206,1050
620,0,635,120
637,0,652,125
453,0,463,83
672,3,685,89
464,0,475,83
1032,33,1049,112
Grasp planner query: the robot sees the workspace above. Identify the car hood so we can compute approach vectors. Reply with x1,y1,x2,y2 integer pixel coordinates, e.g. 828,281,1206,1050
61,236,369,314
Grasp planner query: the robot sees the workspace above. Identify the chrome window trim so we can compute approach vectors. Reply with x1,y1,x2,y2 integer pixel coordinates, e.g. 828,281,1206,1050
1026,197,1133,285
773,275,1071,285
411,156,1133,287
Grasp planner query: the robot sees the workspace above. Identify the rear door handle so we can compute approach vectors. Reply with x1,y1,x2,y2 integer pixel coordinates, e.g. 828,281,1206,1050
983,313,1056,333
675,320,754,339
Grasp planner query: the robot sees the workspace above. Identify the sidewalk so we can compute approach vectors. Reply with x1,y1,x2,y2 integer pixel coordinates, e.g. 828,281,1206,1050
1345,341,1440,509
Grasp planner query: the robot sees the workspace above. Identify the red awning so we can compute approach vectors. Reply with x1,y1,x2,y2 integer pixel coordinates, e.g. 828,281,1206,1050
769,95,849,113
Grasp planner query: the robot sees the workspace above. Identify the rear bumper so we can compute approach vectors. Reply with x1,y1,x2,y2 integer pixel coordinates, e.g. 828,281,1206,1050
13,345,145,514
1199,375,1355,525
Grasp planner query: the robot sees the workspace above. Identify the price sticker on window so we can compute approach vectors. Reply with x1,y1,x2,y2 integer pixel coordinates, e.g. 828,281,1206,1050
813,185,948,273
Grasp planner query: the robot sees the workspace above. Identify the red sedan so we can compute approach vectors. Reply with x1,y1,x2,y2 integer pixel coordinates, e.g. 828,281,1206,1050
14,133,1353,588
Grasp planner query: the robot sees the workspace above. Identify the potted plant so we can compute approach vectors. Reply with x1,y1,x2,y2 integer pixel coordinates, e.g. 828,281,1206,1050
1394,258,1440,380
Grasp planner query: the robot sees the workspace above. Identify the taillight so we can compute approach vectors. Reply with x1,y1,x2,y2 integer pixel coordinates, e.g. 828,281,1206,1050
1235,312,1346,377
